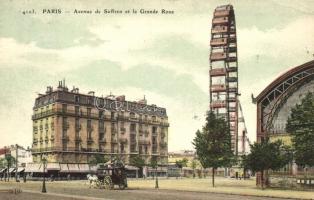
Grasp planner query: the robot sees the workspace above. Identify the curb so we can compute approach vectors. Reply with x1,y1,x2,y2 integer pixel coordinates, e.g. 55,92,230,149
135,187,314,200
24,189,114,200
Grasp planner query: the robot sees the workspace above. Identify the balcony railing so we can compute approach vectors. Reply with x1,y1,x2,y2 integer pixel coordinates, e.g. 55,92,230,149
129,116,138,121
31,147,110,153
119,138,128,143
87,137,93,143
139,139,150,145
99,138,106,144
75,136,82,142
111,138,118,143
62,135,69,141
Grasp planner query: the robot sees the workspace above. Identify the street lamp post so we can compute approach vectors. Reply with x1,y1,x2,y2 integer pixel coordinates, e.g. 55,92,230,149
155,165,159,189
42,155,47,193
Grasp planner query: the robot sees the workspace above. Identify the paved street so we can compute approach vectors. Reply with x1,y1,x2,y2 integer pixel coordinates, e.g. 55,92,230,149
1,188,291,200
1,178,313,200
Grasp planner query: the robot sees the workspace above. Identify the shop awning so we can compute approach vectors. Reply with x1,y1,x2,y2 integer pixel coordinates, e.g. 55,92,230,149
78,164,90,173
68,164,80,173
89,165,97,173
47,163,60,171
9,168,16,173
17,168,25,173
0,168,7,173
125,165,139,171
60,164,69,173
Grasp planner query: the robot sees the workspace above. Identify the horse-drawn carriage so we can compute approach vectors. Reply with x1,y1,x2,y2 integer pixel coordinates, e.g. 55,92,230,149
92,161,128,190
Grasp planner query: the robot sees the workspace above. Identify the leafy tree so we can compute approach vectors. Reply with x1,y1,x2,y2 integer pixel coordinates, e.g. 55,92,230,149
192,111,234,187
89,154,110,165
150,158,158,189
242,139,292,189
286,92,314,167
129,155,145,178
130,155,145,168
0,158,6,168
4,155,15,182
175,158,188,178
190,159,198,178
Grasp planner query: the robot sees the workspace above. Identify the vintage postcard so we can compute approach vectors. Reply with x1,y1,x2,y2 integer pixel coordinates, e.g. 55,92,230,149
0,0,314,199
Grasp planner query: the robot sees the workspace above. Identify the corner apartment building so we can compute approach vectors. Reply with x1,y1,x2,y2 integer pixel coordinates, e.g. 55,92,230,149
32,81,169,165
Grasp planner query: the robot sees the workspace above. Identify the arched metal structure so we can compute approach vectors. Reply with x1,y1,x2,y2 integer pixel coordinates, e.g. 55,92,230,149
255,60,314,141
209,5,239,155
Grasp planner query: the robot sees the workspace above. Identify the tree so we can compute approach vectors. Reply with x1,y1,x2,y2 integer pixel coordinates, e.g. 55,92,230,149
150,158,158,189
286,92,314,167
175,158,188,178
89,154,110,165
4,155,15,182
0,158,6,168
242,139,292,189
192,111,234,187
129,155,145,178
190,159,198,178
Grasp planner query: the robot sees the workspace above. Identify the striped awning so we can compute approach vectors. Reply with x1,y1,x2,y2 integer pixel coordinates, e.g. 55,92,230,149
89,165,97,173
60,164,69,173
47,163,60,170
78,164,90,173
17,167,25,173
68,164,80,173
0,168,7,173
9,168,16,173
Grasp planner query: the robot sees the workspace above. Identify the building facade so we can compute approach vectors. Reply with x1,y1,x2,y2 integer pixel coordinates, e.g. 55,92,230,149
254,60,314,187
32,81,169,165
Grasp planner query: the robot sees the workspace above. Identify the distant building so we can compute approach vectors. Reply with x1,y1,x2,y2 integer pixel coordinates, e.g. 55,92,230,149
31,81,169,165
0,145,32,167
168,150,196,164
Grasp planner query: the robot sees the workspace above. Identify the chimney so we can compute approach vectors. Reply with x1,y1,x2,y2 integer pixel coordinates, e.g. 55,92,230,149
116,95,125,101
88,91,95,96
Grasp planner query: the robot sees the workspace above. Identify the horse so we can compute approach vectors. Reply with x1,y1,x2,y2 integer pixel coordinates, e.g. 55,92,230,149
86,174,98,188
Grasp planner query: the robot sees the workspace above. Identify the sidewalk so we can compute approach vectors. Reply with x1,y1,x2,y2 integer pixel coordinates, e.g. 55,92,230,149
128,178,314,199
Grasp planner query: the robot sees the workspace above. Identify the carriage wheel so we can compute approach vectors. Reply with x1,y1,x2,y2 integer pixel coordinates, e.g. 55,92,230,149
118,177,127,190
95,180,102,189
104,176,113,190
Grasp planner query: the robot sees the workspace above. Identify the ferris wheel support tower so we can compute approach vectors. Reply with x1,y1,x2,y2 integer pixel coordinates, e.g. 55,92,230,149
209,5,239,156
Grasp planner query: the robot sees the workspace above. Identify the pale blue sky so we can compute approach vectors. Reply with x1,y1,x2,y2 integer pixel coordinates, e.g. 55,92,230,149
0,0,314,150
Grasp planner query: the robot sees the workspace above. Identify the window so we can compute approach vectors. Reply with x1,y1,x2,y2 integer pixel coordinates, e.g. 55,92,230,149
152,116,156,122
87,108,91,117
99,110,104,118
74,95,80,103
130,112,135,118
130,124,136,132
62,104,67,113
87,119,91,129
139,146,142,154
75,106,79,115
152,126,157,134
145,146,148,154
